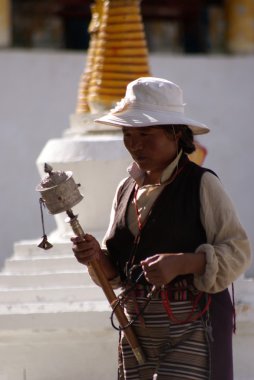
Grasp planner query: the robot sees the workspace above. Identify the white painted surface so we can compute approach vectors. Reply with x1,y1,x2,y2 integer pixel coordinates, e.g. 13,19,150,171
0,329,118,380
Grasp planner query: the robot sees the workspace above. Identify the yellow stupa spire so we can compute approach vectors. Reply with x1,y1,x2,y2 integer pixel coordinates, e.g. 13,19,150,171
75,0,151,114
75,0,103,114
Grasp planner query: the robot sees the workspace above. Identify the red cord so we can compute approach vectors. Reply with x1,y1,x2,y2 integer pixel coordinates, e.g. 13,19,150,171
161,288,211,324
133,164,186,233
133,184,143,232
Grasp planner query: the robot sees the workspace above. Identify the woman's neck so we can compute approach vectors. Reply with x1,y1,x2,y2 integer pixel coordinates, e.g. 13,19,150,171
142,151,183,186
143,171,162,185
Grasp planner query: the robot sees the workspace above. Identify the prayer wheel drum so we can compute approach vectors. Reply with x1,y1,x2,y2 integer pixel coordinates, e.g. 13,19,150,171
36,163,83,214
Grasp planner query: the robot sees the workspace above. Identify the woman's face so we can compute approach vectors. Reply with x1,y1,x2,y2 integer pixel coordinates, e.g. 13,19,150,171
123,126,179,173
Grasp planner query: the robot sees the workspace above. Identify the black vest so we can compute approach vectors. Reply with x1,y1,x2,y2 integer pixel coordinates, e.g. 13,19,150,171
106,155,234,380
106,155,208,282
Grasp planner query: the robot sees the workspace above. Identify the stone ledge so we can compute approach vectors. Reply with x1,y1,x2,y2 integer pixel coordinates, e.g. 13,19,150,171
0,301,112,330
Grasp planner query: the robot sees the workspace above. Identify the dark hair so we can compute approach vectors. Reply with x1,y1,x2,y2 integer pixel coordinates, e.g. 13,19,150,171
159,124,196,154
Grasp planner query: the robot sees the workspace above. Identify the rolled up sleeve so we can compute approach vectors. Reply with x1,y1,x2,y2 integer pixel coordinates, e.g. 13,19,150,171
194,172,251,293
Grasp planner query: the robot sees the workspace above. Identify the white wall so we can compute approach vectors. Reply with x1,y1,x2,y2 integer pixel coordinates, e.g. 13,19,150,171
0,50,253,274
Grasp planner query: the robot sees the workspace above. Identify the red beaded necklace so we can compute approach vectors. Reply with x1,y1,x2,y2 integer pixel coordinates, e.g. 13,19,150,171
131,163,212,326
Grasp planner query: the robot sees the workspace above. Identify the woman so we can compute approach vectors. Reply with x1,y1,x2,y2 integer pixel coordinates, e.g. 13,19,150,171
72,77,251,380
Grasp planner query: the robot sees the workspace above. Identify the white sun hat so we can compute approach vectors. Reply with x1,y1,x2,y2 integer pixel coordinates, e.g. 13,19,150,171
95,77,209,135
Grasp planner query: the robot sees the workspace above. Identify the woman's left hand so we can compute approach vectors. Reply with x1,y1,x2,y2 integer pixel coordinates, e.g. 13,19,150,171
141,251,206,287
140,253,185,287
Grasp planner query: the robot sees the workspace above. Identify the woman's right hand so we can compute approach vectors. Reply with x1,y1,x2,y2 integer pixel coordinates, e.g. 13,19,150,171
71,234,101,266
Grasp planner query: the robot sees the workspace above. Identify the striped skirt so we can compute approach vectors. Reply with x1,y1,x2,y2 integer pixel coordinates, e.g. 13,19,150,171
118,284,209,380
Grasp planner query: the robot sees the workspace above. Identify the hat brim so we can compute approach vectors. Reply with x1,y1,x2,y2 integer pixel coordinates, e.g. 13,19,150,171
95,108,209,135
